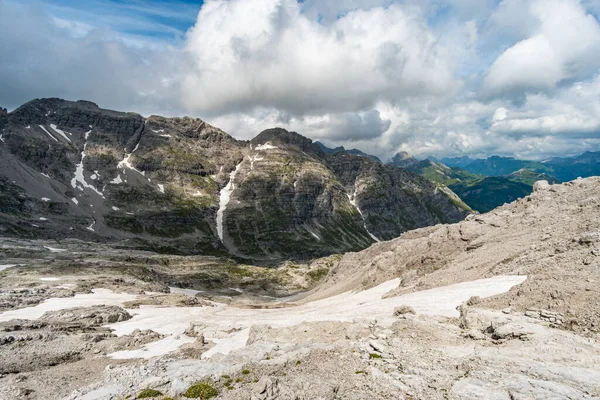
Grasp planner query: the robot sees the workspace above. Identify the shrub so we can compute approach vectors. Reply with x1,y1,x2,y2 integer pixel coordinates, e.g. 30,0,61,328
136,389,163,399
183,383,219,399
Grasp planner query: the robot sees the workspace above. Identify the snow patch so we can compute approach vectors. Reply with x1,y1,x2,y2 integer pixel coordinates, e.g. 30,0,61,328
71,197,79,205
310,231,321,241
0,134,4,143
86,221,96,232
105,275,526,359
70,136,104,198
41,173,50,179
157,184,165,193
90,174,97,180
159,134,171,138
348,189,380,242
0,276,526,360
152,129,164,133
39,125,58,142
40,277,60,282
112,206,120,211
0,289,138,322
216,161,244,242
248,154,264,170
255,142,278,151
117,145,145,176
41,197,51,202
44,246,66,253
39,217,48,221
25,125,30,129
49,124,72,142
0,265,18,272
110,175,123,184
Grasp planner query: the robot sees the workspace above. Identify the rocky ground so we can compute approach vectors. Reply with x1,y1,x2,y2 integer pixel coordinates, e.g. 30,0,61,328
0,178,598,400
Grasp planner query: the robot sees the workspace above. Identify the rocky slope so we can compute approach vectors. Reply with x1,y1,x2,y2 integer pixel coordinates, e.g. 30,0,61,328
0,178,598,400
0,98,469,259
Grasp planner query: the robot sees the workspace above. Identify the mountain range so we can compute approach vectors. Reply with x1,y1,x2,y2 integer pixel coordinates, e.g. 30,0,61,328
0,98,470,260
391,151,599,213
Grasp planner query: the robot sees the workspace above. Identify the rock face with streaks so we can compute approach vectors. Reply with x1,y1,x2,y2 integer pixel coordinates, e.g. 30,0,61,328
0,98,470,259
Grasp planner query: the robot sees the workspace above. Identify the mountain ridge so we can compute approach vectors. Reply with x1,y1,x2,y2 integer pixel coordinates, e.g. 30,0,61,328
0,98,470,260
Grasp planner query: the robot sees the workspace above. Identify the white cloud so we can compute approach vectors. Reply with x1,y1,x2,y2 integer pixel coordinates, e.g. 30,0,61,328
483,0,600,100
181,0,455,116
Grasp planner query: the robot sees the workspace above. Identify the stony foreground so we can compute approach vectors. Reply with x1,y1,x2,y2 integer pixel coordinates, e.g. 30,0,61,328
0,178,599,399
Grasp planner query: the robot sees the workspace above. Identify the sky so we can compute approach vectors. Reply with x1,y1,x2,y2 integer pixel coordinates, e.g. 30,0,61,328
1,0,599,161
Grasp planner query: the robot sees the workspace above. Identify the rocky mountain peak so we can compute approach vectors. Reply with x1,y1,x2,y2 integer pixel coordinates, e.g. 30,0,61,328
251,128,325,158
389,151,419,168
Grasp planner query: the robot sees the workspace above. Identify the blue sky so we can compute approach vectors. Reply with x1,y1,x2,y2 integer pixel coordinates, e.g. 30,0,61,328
1,0,599,160
37,0,204,42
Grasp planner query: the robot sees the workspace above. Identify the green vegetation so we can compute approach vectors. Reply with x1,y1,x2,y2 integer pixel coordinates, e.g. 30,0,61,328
241,369,251,375
449,177,532,213
183,382,219,399
136,389,163,399
369,353,382,359
307,268,329,281
505,169,560,186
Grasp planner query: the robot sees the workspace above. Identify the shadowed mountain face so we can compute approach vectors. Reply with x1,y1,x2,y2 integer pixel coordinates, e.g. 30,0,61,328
0,99,469,259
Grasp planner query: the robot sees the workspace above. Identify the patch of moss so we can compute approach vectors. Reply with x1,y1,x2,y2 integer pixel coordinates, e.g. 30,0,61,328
241,369,251,375
183,382,219,399
307,268,329,281
136,389,163,399
369,353,382,359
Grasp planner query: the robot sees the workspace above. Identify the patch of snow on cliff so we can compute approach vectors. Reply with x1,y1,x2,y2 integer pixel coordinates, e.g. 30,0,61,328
255,142,278,151
71,138,104,197
49,124,72,142
117,144,145,176
217,161,244,242
348,190,380,242
86,221,96,232
39,125,58,142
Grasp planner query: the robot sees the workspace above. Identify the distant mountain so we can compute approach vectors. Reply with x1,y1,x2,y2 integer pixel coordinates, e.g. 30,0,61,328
389,151,420,168
542,152,600,182
458,156,553,177
448,177,532,213
439,156,475,169
315,141,382,163
506,169,560,186
393,150,599,214
389,154,482,186
438,153,600,183
0,98,469,259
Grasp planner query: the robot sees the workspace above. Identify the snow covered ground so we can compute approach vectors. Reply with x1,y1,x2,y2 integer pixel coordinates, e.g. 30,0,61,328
0,276,526,360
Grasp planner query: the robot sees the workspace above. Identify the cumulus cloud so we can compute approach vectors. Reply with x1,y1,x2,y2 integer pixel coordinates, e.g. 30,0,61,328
181,0,454,116
0,1,182,115
482,0,600,101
